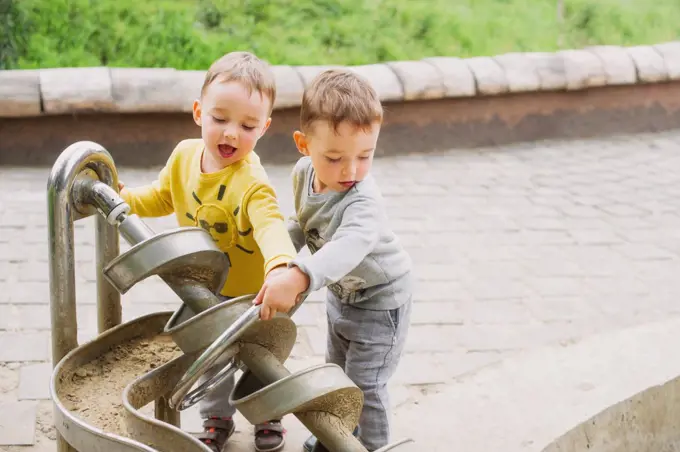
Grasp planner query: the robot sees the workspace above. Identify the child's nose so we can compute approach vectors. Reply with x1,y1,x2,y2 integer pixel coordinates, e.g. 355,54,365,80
224,125,237,139
343,162,357,177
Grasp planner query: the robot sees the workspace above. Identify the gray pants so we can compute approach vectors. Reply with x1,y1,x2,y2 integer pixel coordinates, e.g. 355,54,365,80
326,291,412,451
197,364,237,419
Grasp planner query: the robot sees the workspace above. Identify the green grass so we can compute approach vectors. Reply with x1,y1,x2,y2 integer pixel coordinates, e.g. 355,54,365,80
2,0,680,70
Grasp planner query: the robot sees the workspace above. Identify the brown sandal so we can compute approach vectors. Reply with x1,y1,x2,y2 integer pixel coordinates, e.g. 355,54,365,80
254,420,286,452
193,417,235,452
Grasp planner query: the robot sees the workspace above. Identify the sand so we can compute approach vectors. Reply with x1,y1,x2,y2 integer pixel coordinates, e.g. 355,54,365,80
58,334,182,436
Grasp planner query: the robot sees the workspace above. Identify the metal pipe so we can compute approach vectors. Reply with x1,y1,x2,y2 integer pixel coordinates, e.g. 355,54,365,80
71,161,124,335
87,178,124,217
47,163,78,452
76,179,155,245
162,278,220,314
96,215,122,333
88,169,123,334
238,343,290,384
239,344,365,452
47,173,77,365
77,179,156,244
118,214,156,244
296,411,365,452
48,144,123,361
47,141,123,452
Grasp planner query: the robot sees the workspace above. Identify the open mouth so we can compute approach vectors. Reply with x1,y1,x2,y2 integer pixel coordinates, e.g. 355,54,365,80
218,144,237,158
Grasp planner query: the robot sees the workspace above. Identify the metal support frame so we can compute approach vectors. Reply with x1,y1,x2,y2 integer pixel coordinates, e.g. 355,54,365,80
46,141,186,452
47,142,121,363
47,142,124,452
47,140,231,451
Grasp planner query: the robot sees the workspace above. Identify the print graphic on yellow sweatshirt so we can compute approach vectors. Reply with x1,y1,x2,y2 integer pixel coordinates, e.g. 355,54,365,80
121,139,296,297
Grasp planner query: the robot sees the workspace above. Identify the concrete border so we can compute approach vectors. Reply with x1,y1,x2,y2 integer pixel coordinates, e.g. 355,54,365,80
2,42,680,118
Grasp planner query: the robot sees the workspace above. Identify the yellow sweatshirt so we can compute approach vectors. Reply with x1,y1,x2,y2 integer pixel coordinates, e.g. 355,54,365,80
121,139,296,297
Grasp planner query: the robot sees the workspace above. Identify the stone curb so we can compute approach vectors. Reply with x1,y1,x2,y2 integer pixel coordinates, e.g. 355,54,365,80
2,41,680,118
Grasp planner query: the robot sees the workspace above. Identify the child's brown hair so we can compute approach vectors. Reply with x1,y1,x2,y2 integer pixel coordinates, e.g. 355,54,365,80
201,51,277,113
300,69,383,133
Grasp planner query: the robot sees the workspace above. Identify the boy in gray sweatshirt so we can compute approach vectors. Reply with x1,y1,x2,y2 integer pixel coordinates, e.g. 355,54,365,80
253,69,412,452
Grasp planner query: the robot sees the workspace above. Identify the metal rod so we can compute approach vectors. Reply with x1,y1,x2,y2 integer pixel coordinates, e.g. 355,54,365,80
238,343,290,383
162,277,221,314
118,214,156,244
47,174,78,366
169,304,261,409
47,161,78,452
177,358,243,411
48,141,123,452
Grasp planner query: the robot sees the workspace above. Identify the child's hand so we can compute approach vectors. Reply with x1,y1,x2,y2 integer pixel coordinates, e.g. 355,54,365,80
118,181,125,192
254,266,309,321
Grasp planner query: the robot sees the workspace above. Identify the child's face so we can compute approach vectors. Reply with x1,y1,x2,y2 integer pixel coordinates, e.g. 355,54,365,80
294,120,380,193
193,81,271,171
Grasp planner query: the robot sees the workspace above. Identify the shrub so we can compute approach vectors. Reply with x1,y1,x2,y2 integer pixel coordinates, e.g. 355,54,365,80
0,0,27,69
5,0,680,70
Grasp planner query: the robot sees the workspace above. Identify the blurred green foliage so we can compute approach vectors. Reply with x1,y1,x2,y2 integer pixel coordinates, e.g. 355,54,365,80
0,0,27,69
2,0,679,70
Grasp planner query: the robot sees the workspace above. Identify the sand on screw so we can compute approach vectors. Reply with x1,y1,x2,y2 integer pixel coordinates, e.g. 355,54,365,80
58,335,182,436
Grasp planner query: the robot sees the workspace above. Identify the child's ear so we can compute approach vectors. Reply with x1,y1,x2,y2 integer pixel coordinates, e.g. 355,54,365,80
259,118,272,137
293,131,310,156
192,100,202,126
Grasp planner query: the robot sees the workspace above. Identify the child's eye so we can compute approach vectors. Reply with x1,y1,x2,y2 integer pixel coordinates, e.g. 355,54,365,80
242,125,255,131
359,156,370,161
212,116,225,123
325,157,341,163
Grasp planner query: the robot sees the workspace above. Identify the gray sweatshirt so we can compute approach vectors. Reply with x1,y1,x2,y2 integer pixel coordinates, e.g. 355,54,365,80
286,157,412,310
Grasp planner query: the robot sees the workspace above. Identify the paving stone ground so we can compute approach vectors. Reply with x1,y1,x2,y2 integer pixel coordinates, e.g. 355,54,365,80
3,130,680,449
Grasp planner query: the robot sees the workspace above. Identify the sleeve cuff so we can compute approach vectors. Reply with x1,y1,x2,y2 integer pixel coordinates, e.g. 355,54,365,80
264,255,294,276
120,188,136,215
120,188,130,205
288,258,318,300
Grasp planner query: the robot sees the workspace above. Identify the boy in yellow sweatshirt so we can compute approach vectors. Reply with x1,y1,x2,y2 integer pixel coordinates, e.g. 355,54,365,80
119,51,295,452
